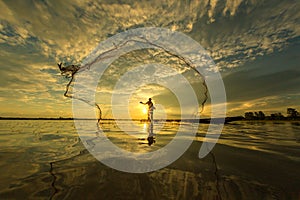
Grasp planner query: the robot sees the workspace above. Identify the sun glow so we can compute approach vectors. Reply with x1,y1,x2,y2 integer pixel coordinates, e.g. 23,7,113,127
142,107,148,114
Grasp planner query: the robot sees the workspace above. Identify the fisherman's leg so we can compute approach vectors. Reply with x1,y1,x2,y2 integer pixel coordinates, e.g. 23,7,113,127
149,111,153,122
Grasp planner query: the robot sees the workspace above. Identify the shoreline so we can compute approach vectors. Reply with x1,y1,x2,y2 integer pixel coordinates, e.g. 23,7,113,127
0,117,299,123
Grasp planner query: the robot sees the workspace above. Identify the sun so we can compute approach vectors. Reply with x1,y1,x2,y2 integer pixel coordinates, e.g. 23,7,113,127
142,107,148,114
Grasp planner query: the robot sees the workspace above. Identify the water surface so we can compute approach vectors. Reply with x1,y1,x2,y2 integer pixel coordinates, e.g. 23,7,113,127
0,120,299,199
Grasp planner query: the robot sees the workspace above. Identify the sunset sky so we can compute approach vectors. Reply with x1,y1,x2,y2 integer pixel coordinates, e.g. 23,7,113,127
0,0,299,118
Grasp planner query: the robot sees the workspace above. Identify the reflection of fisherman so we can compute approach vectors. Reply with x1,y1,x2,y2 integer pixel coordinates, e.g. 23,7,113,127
138,122,156,146
147,122,155,146
140,98,156,122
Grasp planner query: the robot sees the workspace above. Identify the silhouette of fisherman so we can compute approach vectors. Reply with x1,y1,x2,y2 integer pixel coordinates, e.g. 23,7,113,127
140,98,155,122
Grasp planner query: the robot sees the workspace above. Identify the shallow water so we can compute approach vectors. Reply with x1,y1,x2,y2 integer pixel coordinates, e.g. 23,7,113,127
0,120,299,199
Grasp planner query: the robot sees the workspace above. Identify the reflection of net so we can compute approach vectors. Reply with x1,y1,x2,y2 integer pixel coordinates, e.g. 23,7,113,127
60,37,208,123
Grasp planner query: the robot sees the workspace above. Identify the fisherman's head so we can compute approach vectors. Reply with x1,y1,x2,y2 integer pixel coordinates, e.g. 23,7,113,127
149,98,152,101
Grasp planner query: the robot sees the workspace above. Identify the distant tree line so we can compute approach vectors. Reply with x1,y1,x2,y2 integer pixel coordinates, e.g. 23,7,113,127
245,108,299,120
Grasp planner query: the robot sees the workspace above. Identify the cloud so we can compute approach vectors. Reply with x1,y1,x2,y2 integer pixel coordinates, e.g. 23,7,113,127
0,0,299,117
1,0,298,66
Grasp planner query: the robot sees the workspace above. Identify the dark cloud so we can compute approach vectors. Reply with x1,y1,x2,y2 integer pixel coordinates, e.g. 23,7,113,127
223,42,300,102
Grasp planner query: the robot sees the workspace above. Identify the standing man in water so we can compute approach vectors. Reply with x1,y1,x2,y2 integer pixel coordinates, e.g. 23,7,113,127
140,98,155,122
